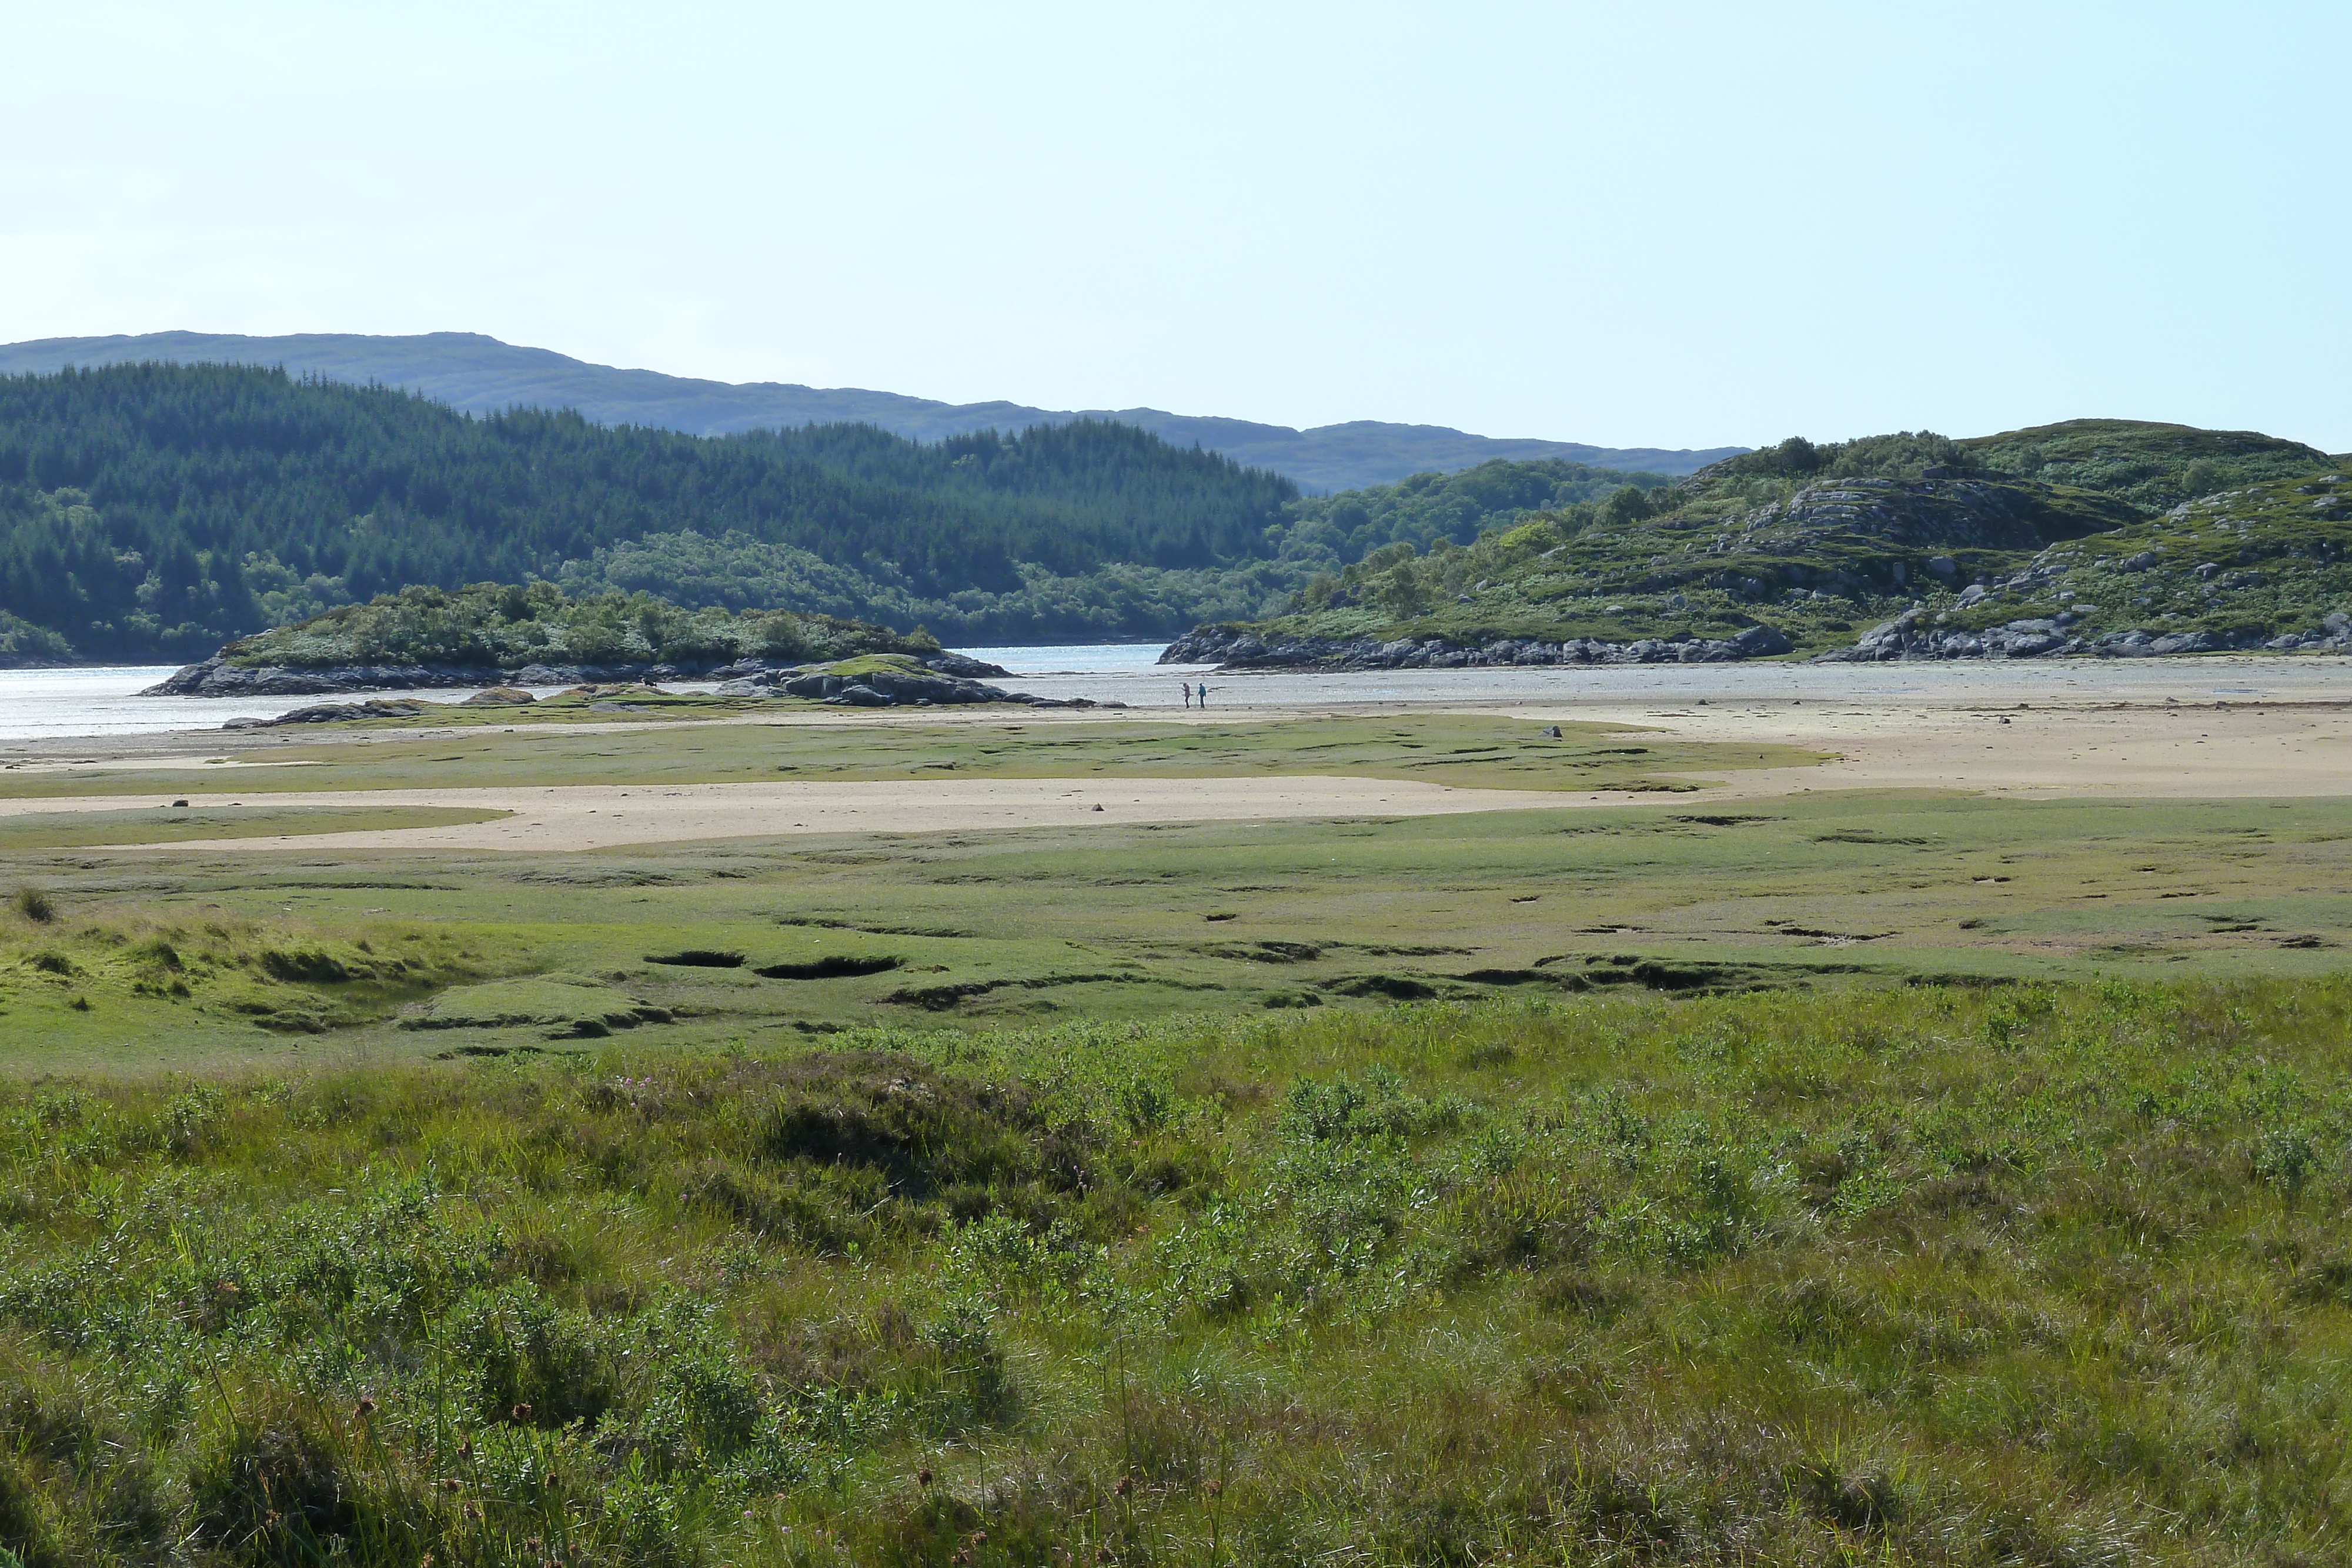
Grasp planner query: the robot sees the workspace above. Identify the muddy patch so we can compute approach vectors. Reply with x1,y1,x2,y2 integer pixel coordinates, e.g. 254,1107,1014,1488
756,954,904,979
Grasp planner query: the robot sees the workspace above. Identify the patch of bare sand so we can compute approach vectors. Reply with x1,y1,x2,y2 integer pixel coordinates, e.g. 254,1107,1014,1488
1496,696,2352,801
0,775,1587,852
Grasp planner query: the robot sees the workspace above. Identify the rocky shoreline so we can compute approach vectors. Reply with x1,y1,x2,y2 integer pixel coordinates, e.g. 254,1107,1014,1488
707,663,1123,710
1165,614,2352,671
144,650,1017,698
1160,624,1794,670
175,650,1136,727
1814,609,2352,662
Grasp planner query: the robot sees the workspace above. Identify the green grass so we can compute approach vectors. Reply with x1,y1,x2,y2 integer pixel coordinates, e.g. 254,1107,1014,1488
0,714,1831,800
6,979,2352,1564
0,897,516,1066
0,804,507,851
6,789,2352,1074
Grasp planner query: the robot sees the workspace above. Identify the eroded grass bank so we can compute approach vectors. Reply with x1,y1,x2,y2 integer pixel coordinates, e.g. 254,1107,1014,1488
5,981,2352,1564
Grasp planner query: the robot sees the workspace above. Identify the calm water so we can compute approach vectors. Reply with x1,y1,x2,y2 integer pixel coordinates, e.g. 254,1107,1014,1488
1,648,2345,745
0,653,1192,744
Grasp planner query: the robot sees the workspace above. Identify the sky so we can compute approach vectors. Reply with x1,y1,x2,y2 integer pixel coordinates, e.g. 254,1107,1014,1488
2,1,2346,453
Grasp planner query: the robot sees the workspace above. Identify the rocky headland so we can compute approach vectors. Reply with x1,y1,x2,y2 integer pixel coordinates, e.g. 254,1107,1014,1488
147,650,1015,700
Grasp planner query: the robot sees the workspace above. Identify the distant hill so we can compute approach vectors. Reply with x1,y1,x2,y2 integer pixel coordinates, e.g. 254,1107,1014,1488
1172,420,2349,667
0,332,1744,490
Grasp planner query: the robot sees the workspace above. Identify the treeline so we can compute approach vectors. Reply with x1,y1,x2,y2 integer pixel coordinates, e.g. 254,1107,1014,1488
1279,457,1668,563
0,365,1297,660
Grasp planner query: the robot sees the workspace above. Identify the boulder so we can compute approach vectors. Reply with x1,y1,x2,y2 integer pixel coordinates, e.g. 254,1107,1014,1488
222,698,432,730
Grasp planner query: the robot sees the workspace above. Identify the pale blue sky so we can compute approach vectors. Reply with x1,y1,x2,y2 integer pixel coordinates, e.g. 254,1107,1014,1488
4,1,2345,452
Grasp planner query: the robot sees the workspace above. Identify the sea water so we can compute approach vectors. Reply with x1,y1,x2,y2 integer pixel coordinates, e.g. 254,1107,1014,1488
1,649,2344,745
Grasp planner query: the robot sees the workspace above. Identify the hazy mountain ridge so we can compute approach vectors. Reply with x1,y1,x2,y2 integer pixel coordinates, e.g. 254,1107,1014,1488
0,331,1743,490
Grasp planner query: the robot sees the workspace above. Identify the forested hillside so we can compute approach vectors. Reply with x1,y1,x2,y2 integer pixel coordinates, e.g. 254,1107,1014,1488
0,330,1748,489
0,365,1297,661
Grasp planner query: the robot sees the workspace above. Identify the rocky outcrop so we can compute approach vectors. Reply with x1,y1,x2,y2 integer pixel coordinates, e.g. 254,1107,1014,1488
1161,623,1793,670
719,668,1011,706
147,660,507,696
1729,476,2136,556
716,666,1123,710
145,651,1012,697
1814,607,2352,661
222,698,435,729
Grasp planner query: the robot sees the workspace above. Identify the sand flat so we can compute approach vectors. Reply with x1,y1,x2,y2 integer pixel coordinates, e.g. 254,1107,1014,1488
4,687,2350,851
1497,696,2352,801
0,775,1586,852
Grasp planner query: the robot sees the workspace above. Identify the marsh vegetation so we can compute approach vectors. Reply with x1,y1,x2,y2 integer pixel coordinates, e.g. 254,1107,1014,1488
5,982,2352,1564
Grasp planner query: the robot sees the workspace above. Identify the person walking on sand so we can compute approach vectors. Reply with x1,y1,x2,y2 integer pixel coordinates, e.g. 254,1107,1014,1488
1198,684,1210,708
1180,680,1193,708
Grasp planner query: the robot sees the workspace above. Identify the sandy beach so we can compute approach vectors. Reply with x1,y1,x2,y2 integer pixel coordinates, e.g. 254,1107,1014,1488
1,672,2348,850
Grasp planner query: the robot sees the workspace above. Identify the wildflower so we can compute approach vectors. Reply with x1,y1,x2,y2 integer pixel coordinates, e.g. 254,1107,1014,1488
512,1402,534,1422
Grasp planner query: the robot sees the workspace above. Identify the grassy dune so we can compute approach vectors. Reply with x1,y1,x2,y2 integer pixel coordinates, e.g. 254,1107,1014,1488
0,894,516,1065
5,981,2352,1564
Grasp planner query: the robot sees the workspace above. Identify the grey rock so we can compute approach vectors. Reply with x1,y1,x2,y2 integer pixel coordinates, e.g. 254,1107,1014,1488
922,652,1013,678
1164,621,1796,671
223,698,433,730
